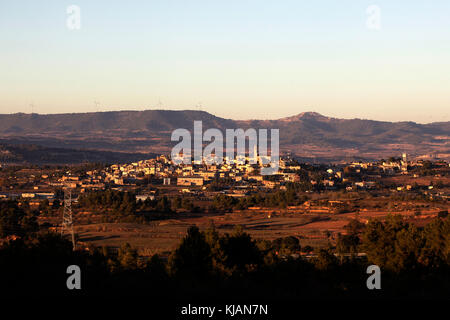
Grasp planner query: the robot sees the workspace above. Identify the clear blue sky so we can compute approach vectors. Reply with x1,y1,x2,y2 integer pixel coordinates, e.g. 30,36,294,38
1,0,449,123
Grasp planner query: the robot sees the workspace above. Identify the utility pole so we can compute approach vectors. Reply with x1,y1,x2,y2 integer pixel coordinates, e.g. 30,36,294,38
61,188,76,250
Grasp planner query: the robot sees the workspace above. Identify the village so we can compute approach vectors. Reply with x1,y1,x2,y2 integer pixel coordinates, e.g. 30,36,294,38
0,152,448,255
0,152,448,204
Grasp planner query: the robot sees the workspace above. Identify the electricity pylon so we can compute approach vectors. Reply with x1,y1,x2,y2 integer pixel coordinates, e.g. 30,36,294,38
61,188,76,250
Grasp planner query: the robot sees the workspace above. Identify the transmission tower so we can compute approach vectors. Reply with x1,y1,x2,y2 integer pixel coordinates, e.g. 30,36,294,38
61,188,76,250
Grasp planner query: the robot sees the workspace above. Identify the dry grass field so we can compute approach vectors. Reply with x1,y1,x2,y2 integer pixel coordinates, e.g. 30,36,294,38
69,206,445,255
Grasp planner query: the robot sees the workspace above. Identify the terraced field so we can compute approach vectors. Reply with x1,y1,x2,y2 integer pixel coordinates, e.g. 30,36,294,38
70,208,443,255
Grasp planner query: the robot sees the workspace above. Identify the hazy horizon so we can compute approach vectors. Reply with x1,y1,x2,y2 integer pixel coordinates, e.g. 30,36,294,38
1,1,449,123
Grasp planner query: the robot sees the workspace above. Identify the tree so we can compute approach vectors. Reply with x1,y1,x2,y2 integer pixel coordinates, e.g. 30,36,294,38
0,200,38,238
155,196,172,213
172,197,182,209
168,226,212,278
217,227,262,273
336,233,360,258
272,236,301,255
313,248,338,271
362,215,422,273
118,243,138,270
420,217,450,268
344,218,365,236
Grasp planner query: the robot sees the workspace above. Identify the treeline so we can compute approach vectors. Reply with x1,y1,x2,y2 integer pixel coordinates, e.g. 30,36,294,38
69,187,310,218
78,190,137,215
0,200,39,238
361,215,449,273
77,190,201,222
78,190,171,217
211,187,309,212
0,215,448,298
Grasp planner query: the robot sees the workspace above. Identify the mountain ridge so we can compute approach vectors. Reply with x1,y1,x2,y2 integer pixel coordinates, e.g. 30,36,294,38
0,109,448,162
2,109,446,125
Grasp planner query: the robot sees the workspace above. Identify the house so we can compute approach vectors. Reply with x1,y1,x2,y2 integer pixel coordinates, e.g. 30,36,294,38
248,175,263,182
262,180,278,189
177,176,204,186
283,173,300,182
136,194,155,202
21,193,36,198
195,171,216,179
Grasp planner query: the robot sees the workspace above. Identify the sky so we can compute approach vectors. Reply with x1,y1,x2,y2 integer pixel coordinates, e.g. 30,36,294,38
0,0,449,123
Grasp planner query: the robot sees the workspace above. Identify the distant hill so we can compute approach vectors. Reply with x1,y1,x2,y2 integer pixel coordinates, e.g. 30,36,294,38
0,110,448,162
0,143,155,165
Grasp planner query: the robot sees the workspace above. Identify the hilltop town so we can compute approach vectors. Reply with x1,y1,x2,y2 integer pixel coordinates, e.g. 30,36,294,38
2,152,448,201
0,153,448,254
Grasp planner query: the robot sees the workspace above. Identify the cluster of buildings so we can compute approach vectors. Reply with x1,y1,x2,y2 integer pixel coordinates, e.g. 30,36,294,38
103,155,302,190
0,153,448,203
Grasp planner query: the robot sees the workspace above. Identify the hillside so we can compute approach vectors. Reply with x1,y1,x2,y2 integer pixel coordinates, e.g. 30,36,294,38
0,110,448,162
0,143,155,165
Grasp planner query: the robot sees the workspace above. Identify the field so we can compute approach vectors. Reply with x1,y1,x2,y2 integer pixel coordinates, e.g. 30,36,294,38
71,207,443,256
